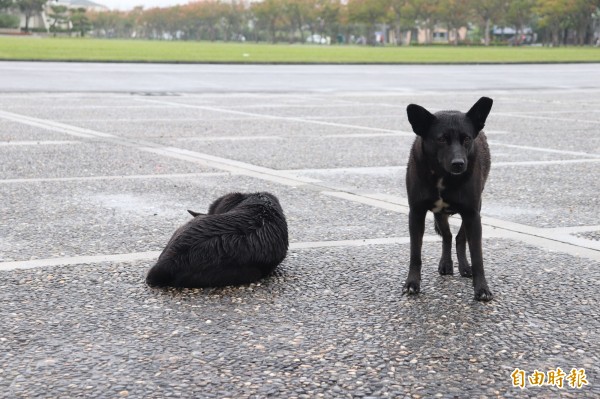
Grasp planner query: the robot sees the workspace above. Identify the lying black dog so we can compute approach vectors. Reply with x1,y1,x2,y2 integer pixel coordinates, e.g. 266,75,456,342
146,192,288,288
403,97,493,301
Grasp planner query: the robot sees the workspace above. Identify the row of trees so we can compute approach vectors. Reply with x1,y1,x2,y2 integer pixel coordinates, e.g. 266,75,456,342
47,5,91,36
2,0,599,46
88,0,600,46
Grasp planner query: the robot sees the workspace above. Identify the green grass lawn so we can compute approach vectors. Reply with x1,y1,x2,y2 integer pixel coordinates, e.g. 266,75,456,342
1,36,599,63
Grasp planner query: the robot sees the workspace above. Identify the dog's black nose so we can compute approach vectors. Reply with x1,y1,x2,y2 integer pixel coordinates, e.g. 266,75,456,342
451,160,465,173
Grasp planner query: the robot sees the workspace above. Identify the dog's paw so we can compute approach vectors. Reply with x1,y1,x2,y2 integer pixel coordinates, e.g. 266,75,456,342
438,259,454,275
474,286,493,302
458,263,472,277
402,280,421,296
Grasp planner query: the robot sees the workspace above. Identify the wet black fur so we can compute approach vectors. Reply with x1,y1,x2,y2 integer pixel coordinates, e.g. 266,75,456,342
146,192,289,288
404,97,494,301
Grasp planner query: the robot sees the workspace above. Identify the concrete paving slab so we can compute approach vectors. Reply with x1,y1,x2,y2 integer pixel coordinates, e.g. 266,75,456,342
57,117,402,139
485,163,600,228
0,240,597,398
576,231,600,241
526,111,600,122
157,135,588,171
487,121,600,155
332,89,600,107
291,161,599,229
207,104,403,119
8,105,231,122
158,135,411,170
0,122,75,141
0,174,419,262
303,115,408,131
1,71,599,398
0,141,210,179
289,166,407,198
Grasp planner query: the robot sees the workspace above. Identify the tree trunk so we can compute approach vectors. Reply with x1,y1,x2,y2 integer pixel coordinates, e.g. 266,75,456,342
484,18,490,46
552,28,559,47
270,21,276,43
395,22,401,46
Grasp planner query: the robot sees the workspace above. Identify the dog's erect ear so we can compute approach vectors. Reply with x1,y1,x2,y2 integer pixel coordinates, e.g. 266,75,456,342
187,209,204,217
406,104,436,137
466,97,493,134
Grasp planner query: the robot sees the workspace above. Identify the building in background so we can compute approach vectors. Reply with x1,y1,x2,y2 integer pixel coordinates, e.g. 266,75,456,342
1,0,108,32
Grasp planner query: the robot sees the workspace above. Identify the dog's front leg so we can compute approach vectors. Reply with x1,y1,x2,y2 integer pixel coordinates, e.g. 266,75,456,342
463,212,493,301
434,213,454,275
403,207,427,295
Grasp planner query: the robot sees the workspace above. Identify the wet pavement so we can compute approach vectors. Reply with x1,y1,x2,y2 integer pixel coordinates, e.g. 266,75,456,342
0,63,599,398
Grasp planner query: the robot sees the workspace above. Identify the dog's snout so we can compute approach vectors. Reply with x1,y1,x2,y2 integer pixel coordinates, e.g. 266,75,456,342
451,159,465,173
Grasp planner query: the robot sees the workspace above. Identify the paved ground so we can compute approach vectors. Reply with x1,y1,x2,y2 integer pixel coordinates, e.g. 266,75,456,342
2,62,600,93
1,63,599,398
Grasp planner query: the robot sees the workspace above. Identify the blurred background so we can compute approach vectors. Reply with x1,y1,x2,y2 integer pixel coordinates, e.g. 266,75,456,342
1,0,599,47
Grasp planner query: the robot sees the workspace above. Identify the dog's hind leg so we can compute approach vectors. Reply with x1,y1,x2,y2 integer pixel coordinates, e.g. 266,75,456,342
456,222,472,277
434,213,454,275
462,212,493,301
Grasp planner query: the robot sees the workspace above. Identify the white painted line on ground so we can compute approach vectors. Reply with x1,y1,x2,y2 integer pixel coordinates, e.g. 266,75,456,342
493,159,600,167
281,165,406,175
281,158,600,175
0,172,229,185
293,236,440,249
484,130,512,135
544,225,600,234
0,140,80,146
56,117,261,122
323,191,409,213
221,102,384,110
321,132,411,139
0,236,440,271
0,110,116,139
0,251,160,271
537,232,600,251
497,231,600,261
321,191,600,261
136,98,413,136
177,135,281,142
2,107,598,263
488,141,600,159
494,111,600,125
304,114,402,121
499,110,600,115
140,146,322,186
179,132,411,140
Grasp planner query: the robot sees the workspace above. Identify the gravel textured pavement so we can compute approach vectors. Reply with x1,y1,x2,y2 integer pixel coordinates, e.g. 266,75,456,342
1,64,599,398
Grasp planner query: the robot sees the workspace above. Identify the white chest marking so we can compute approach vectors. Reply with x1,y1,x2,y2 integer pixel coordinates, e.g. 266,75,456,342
431,198,450,213
432,178,449,213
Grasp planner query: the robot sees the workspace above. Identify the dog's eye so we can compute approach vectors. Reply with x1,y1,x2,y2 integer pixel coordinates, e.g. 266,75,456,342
437,136,447,143
463,137,472,145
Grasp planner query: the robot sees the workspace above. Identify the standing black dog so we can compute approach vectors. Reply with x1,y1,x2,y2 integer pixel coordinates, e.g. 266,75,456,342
146,192,288,288
403,97,493,301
